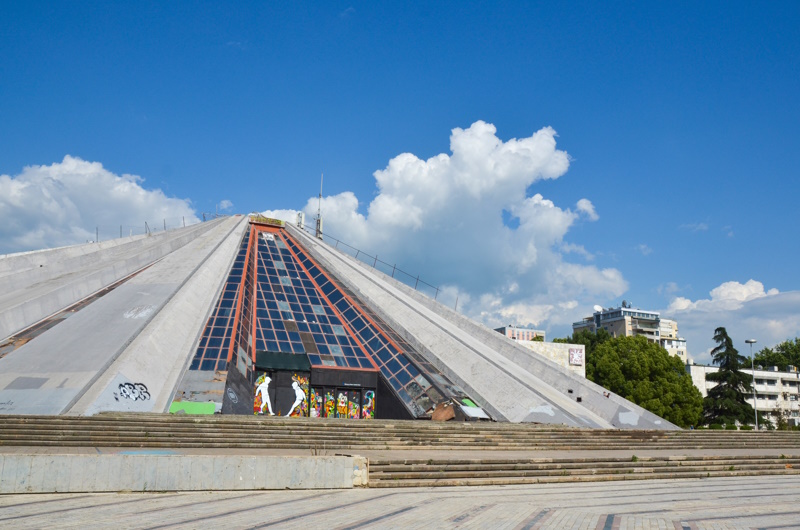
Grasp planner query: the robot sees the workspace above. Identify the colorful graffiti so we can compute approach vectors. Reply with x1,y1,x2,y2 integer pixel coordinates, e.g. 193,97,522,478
287,373,309,417
362,390,375,419
253,374,274,415
324,390,335,418
310,387,323,418
348,391,360,419
336,391,348,418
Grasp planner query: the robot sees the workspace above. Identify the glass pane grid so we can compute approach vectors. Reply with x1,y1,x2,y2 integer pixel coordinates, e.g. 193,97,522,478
191,228,250,371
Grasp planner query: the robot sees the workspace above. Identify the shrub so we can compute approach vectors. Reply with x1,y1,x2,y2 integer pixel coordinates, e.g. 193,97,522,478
709,423,724,430
739,425,753,430
725,424,738,430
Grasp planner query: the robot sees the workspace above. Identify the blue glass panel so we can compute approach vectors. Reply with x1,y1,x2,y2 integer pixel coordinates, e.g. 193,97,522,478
200,359,216,370
387,359,401,373
396,370,412,386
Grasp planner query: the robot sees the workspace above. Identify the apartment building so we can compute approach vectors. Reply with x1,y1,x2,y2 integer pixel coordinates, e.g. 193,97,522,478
572,305,687,361
687,362,800,427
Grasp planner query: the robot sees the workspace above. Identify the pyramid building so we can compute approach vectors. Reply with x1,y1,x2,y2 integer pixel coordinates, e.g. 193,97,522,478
0,215,676,430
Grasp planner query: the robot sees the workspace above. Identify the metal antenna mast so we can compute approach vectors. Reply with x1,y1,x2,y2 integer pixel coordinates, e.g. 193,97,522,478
315,172,324,239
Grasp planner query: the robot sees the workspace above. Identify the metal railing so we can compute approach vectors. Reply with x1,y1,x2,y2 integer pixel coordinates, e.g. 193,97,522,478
88,215,208,243
297,223,440,300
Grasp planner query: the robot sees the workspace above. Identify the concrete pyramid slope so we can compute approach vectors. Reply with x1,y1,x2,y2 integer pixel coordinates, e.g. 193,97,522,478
0,214,678,430
288,225,677,430
0,217,245,415
0,219,229,342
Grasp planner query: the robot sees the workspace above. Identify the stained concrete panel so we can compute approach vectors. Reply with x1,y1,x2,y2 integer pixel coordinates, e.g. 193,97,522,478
0,219,225,342
289,226,609,427
0,217,243,416
69,216,246,415
289,225,677,430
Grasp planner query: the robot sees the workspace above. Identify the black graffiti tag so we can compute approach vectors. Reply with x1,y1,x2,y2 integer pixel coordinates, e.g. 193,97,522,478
118,382,151,401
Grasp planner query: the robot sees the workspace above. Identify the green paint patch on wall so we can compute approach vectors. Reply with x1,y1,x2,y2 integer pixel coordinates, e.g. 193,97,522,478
169,401,217,415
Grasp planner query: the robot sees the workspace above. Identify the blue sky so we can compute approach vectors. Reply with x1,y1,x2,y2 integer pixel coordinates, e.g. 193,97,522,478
2,2,799,361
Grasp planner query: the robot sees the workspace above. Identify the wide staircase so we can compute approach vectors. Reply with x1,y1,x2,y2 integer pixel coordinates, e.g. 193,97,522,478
1,414,799,450
369,454,800,487
2,414,799,487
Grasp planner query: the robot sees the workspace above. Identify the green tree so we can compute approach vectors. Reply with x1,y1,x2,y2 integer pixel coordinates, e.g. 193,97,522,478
703,327,757,426
589,335,703,428
754,338,800,371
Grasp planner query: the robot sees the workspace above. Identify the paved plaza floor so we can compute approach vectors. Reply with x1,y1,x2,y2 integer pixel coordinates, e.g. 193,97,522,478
1,475,798,529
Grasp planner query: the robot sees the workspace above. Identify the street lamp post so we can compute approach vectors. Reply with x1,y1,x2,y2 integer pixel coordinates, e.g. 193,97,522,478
746,339,758,430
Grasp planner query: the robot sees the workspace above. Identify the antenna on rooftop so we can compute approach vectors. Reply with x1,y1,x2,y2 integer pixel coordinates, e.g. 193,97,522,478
315,172,324,239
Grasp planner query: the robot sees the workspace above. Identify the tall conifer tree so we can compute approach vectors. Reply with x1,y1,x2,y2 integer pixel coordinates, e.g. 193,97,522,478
703,327,757,425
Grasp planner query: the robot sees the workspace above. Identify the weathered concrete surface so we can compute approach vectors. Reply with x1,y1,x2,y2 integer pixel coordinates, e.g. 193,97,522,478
514,340,586,378
68,216,247,415
289,225,677,430
289,226,611,428
172,370,227,409
0,452,367,492
3,475,799,529
0,219,227,342
0,217,242,415
371,265,677,430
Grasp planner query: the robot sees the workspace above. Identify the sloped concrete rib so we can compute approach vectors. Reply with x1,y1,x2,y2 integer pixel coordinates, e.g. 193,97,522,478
289,227,606,427
0,217,243,415
356,264,676,430
0,220,227,342
68,216,247,415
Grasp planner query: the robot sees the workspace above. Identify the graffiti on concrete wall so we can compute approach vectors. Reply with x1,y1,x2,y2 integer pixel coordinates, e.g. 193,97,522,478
348,390,360,419
254,374,274,415
287,374,308,417
115,382,150,402
324,390,335,418
336,391,348,417
569,348,584,366
310,387,323,417
362,390,375,419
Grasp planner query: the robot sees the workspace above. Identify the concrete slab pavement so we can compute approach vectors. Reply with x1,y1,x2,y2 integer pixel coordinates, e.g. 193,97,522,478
1,475,798,529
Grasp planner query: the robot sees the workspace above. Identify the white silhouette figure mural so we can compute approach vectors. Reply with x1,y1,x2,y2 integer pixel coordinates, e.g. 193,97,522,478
286,381,306,416
254,374,274,415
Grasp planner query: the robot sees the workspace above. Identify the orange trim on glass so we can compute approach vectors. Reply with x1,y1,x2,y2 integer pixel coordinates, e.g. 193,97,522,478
283,228,410,362
274,229,381,372
226,224,255,364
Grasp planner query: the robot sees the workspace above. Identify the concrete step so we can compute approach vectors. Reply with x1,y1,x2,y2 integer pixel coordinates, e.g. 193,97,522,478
369,469,800,488
368,455,800,487
2,415,799,452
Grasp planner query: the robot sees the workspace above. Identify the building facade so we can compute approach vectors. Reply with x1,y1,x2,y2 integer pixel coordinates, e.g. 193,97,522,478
573,306,687,361
494,325,545,342
687,362,800,427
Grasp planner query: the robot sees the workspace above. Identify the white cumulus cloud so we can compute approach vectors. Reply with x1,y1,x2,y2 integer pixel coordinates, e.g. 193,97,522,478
0,156,199,254
663,280,799,364
265,120,625,333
